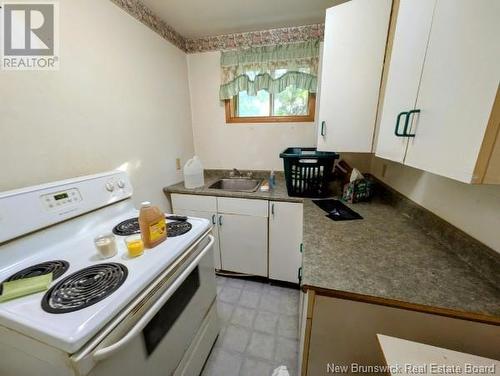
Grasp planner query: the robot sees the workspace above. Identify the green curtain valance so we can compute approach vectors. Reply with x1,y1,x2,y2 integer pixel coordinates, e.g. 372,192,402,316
219,40,320,100
219,71,318,100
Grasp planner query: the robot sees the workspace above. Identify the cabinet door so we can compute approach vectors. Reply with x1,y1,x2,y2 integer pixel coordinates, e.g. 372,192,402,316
375,0,436,163
217,197,268,217
403,0,500,183
317,0,391,152
173,208,221,270
218,213,268,277
171,194,217,212
269,202,303,283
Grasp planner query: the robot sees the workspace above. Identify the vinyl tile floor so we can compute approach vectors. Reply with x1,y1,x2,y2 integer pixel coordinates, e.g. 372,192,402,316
201,276,300,376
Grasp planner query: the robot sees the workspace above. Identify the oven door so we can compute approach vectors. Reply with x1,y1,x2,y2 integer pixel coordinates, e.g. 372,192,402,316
71,233,218,376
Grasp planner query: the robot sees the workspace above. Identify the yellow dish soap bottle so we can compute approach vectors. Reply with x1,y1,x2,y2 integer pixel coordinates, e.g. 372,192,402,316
139,201,167,248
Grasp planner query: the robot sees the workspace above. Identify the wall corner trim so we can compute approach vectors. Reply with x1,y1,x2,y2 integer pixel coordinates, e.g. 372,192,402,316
109,0,188,51
109,0,324,54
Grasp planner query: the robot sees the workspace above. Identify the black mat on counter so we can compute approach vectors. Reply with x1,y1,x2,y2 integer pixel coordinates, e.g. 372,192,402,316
313,199,363,221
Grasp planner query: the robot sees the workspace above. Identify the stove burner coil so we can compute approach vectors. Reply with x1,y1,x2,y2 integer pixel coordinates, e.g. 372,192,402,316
112,217,192,237
41,263,128,314
1,260,69,293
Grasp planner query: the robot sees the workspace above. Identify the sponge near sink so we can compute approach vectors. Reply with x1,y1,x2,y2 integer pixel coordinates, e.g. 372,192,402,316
0,273,53,303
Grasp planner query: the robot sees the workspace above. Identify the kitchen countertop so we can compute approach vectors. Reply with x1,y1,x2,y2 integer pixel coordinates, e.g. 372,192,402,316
164,171,500,322
301,197,500,321
164,170,303,203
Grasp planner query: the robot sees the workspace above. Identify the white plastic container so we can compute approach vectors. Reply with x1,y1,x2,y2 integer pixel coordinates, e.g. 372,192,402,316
183,156,204,189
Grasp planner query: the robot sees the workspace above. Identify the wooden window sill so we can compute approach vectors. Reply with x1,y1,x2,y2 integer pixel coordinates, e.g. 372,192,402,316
224,94,316,124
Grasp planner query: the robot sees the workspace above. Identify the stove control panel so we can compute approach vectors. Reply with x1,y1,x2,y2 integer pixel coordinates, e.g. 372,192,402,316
104,177,128,195
41,188,82,210
0,170,133,243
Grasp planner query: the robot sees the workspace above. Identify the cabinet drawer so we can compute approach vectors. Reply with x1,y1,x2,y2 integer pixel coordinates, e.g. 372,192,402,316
217,197,268,217
171,194,217,212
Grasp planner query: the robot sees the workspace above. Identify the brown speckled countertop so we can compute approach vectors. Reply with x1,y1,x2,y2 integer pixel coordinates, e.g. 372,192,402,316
301,197,500,321
164,170,302,203
164,171,500,321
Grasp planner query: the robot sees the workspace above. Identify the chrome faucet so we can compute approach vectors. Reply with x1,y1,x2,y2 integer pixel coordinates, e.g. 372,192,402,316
229,168,242,178
229,168,253,179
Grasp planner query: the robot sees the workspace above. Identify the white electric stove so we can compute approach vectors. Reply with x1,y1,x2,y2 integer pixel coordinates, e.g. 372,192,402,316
0,171,219,376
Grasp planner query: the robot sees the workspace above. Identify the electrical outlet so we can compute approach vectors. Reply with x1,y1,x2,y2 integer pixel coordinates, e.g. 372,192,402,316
176,158,181,171
381,163,388,178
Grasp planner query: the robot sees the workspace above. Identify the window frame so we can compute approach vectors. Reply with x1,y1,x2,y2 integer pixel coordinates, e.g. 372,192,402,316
224,92,316,124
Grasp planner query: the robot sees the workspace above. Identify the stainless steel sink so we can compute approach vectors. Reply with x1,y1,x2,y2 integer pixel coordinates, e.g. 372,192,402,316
208,178,262,192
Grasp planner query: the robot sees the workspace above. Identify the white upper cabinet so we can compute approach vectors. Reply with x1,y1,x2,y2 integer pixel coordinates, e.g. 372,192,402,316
317,0,391,153
403,0,500,183
376,0,500,184
375,0,436,163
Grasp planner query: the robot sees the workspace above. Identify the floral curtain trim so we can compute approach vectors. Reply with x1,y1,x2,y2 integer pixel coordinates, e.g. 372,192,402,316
219,40,320,100
219,71,318,100
186,24,324,53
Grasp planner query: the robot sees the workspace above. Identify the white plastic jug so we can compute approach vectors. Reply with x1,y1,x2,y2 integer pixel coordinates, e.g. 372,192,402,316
183,156,204,189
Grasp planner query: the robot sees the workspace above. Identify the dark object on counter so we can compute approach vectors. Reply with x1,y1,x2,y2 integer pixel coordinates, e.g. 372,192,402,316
165,215,188,222
280,147,339,198
113,216,192,237
313,199,363,221
332,159,354,186
342,178,374,203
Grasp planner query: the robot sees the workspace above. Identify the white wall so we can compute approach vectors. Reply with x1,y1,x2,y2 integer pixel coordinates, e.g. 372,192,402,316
187,51,317,171
371,157,500,253
0,0,194,211
2,2,497,255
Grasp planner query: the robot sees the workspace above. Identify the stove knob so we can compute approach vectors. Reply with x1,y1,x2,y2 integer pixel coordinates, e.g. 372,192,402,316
117,180,125,189
105,182,115,192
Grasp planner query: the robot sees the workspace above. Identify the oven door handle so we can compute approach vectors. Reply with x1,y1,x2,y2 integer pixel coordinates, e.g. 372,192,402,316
92,234,215,362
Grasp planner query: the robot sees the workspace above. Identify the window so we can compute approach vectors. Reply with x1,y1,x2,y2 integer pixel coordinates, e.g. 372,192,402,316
225,90,315,123
219,41,320,123
224,69,316,123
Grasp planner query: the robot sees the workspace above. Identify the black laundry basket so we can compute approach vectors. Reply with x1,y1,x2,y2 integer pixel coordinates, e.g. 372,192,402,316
280,147,339,197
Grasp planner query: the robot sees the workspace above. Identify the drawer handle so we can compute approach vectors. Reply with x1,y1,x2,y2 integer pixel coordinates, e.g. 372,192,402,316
403,109,420,137
271,203,275,217
394,111,408,137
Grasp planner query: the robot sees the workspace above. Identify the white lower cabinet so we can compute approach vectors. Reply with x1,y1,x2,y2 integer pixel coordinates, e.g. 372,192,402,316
171,193,303,281
217,197,268,277
173,208,221,269
269,201,303,283
218,212,268,277
171,194,221,270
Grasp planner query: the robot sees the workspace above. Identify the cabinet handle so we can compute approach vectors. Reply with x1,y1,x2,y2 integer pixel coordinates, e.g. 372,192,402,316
394,111,408,137
403,109,420,137
298,267,302,282
211,214,216,225
271,203,275,217
320,121,326,137
218,215,223,226
300,243,303,253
